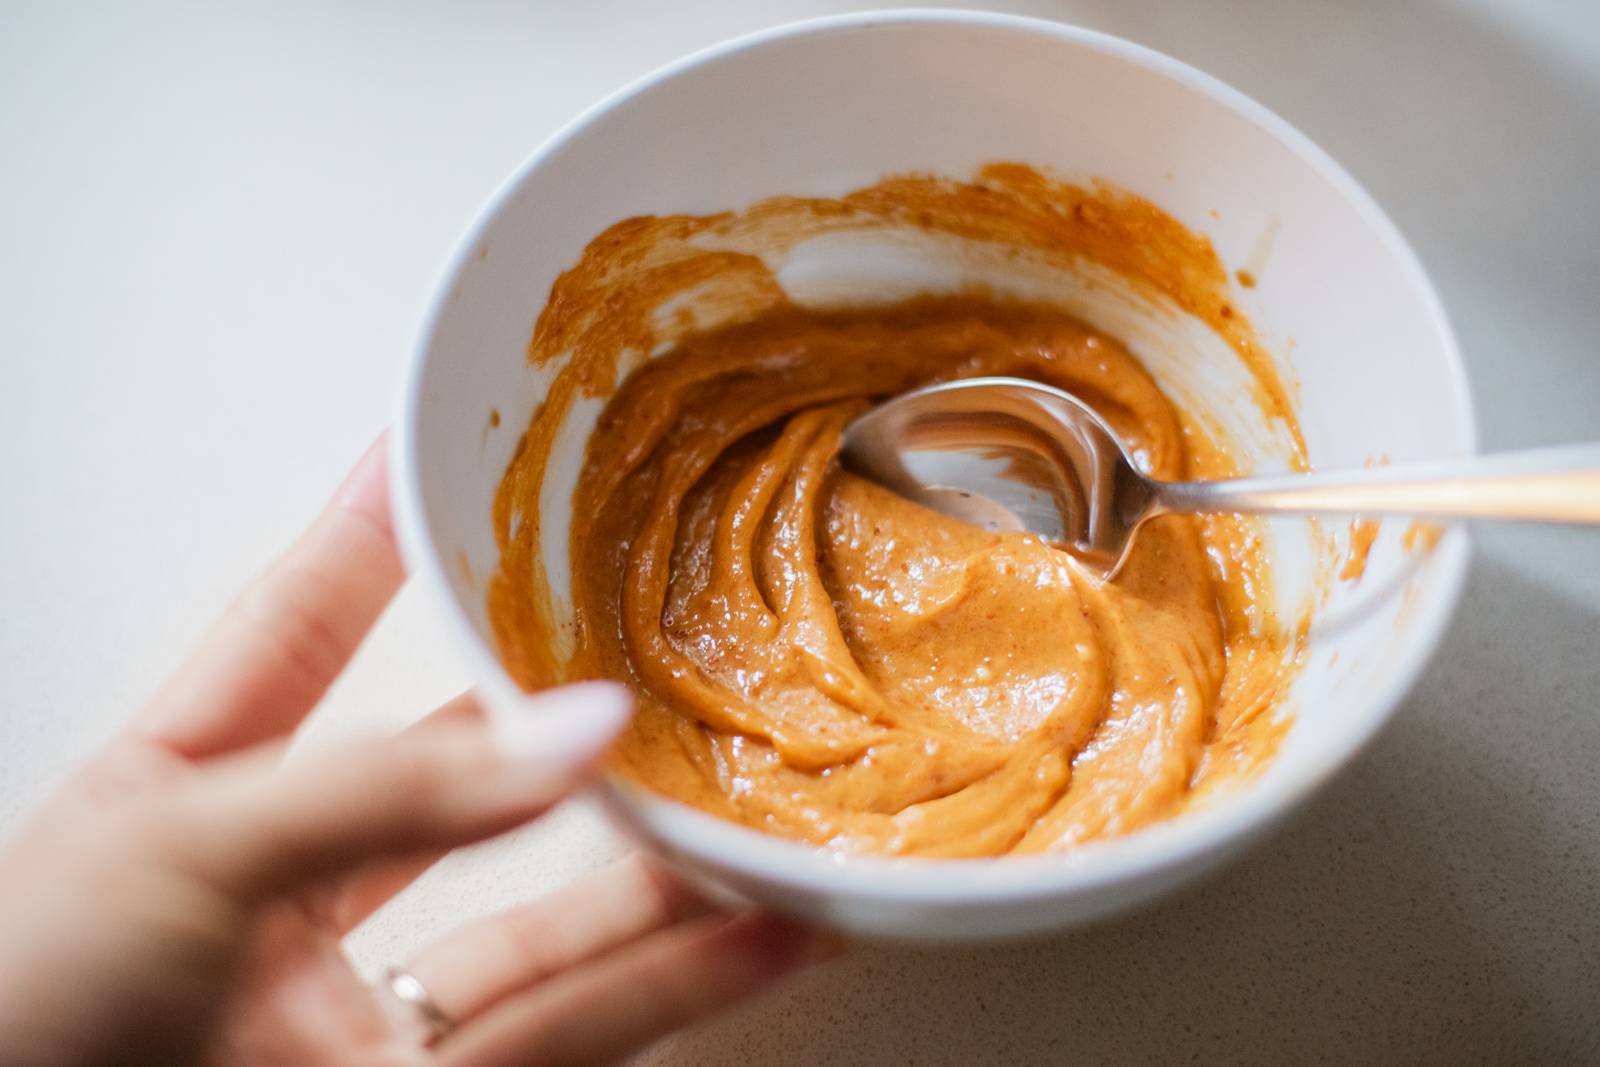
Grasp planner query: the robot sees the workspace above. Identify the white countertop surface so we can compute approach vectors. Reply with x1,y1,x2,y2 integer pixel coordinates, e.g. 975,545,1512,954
4,1,1598,1062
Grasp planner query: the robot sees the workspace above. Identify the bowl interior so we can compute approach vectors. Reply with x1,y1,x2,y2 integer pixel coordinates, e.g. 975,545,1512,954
398,12,1473,936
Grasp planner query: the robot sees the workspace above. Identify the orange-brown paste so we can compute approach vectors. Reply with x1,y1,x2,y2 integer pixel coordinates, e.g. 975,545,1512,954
1340,519,1381,581
489,166,1305,857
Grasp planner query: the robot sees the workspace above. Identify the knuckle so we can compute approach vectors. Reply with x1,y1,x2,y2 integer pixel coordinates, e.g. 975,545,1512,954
375,733,485,834
630,853,694,923
236,567,355,689
382,737,452,810
504,907,567,968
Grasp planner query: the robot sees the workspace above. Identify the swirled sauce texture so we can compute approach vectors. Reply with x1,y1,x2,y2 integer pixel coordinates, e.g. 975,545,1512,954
490,166,1305,857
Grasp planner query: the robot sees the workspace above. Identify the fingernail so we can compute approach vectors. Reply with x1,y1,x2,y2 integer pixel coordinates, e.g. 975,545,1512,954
491,681,634,770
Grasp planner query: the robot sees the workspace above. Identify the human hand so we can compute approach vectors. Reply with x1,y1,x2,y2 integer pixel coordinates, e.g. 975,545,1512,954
0,436,836,1067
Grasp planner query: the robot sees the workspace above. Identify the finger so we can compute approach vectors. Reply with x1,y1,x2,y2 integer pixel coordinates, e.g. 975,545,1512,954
405,854,715,1024
436,912,841,1067
154,682,632,901
134,434,405,760
315,693,486,933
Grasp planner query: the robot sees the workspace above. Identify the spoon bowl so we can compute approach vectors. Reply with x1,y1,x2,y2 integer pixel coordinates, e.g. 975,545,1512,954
839,377,1157,578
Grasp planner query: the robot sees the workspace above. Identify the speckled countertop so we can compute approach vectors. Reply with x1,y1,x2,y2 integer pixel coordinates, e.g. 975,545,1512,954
3,1,1597,1062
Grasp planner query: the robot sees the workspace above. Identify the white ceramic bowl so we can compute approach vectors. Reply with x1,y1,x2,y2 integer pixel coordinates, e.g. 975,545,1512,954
395,10,1474,942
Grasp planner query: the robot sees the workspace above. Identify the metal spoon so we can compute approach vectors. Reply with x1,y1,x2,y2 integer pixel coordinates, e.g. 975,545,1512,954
839,376,1600,581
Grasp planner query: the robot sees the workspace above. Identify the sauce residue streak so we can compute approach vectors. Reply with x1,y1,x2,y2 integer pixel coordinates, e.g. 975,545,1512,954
1340,519,1381,581
489,165,1306,857
1403,521,1443,553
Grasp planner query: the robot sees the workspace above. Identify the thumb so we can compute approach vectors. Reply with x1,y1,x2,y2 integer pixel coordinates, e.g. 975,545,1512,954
155,682,632,902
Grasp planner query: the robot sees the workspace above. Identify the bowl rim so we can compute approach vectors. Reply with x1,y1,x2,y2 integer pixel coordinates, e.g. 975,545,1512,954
394,8,1478,904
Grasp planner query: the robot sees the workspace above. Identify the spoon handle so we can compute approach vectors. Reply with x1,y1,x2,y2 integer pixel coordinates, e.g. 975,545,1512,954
1155,443,1600,523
